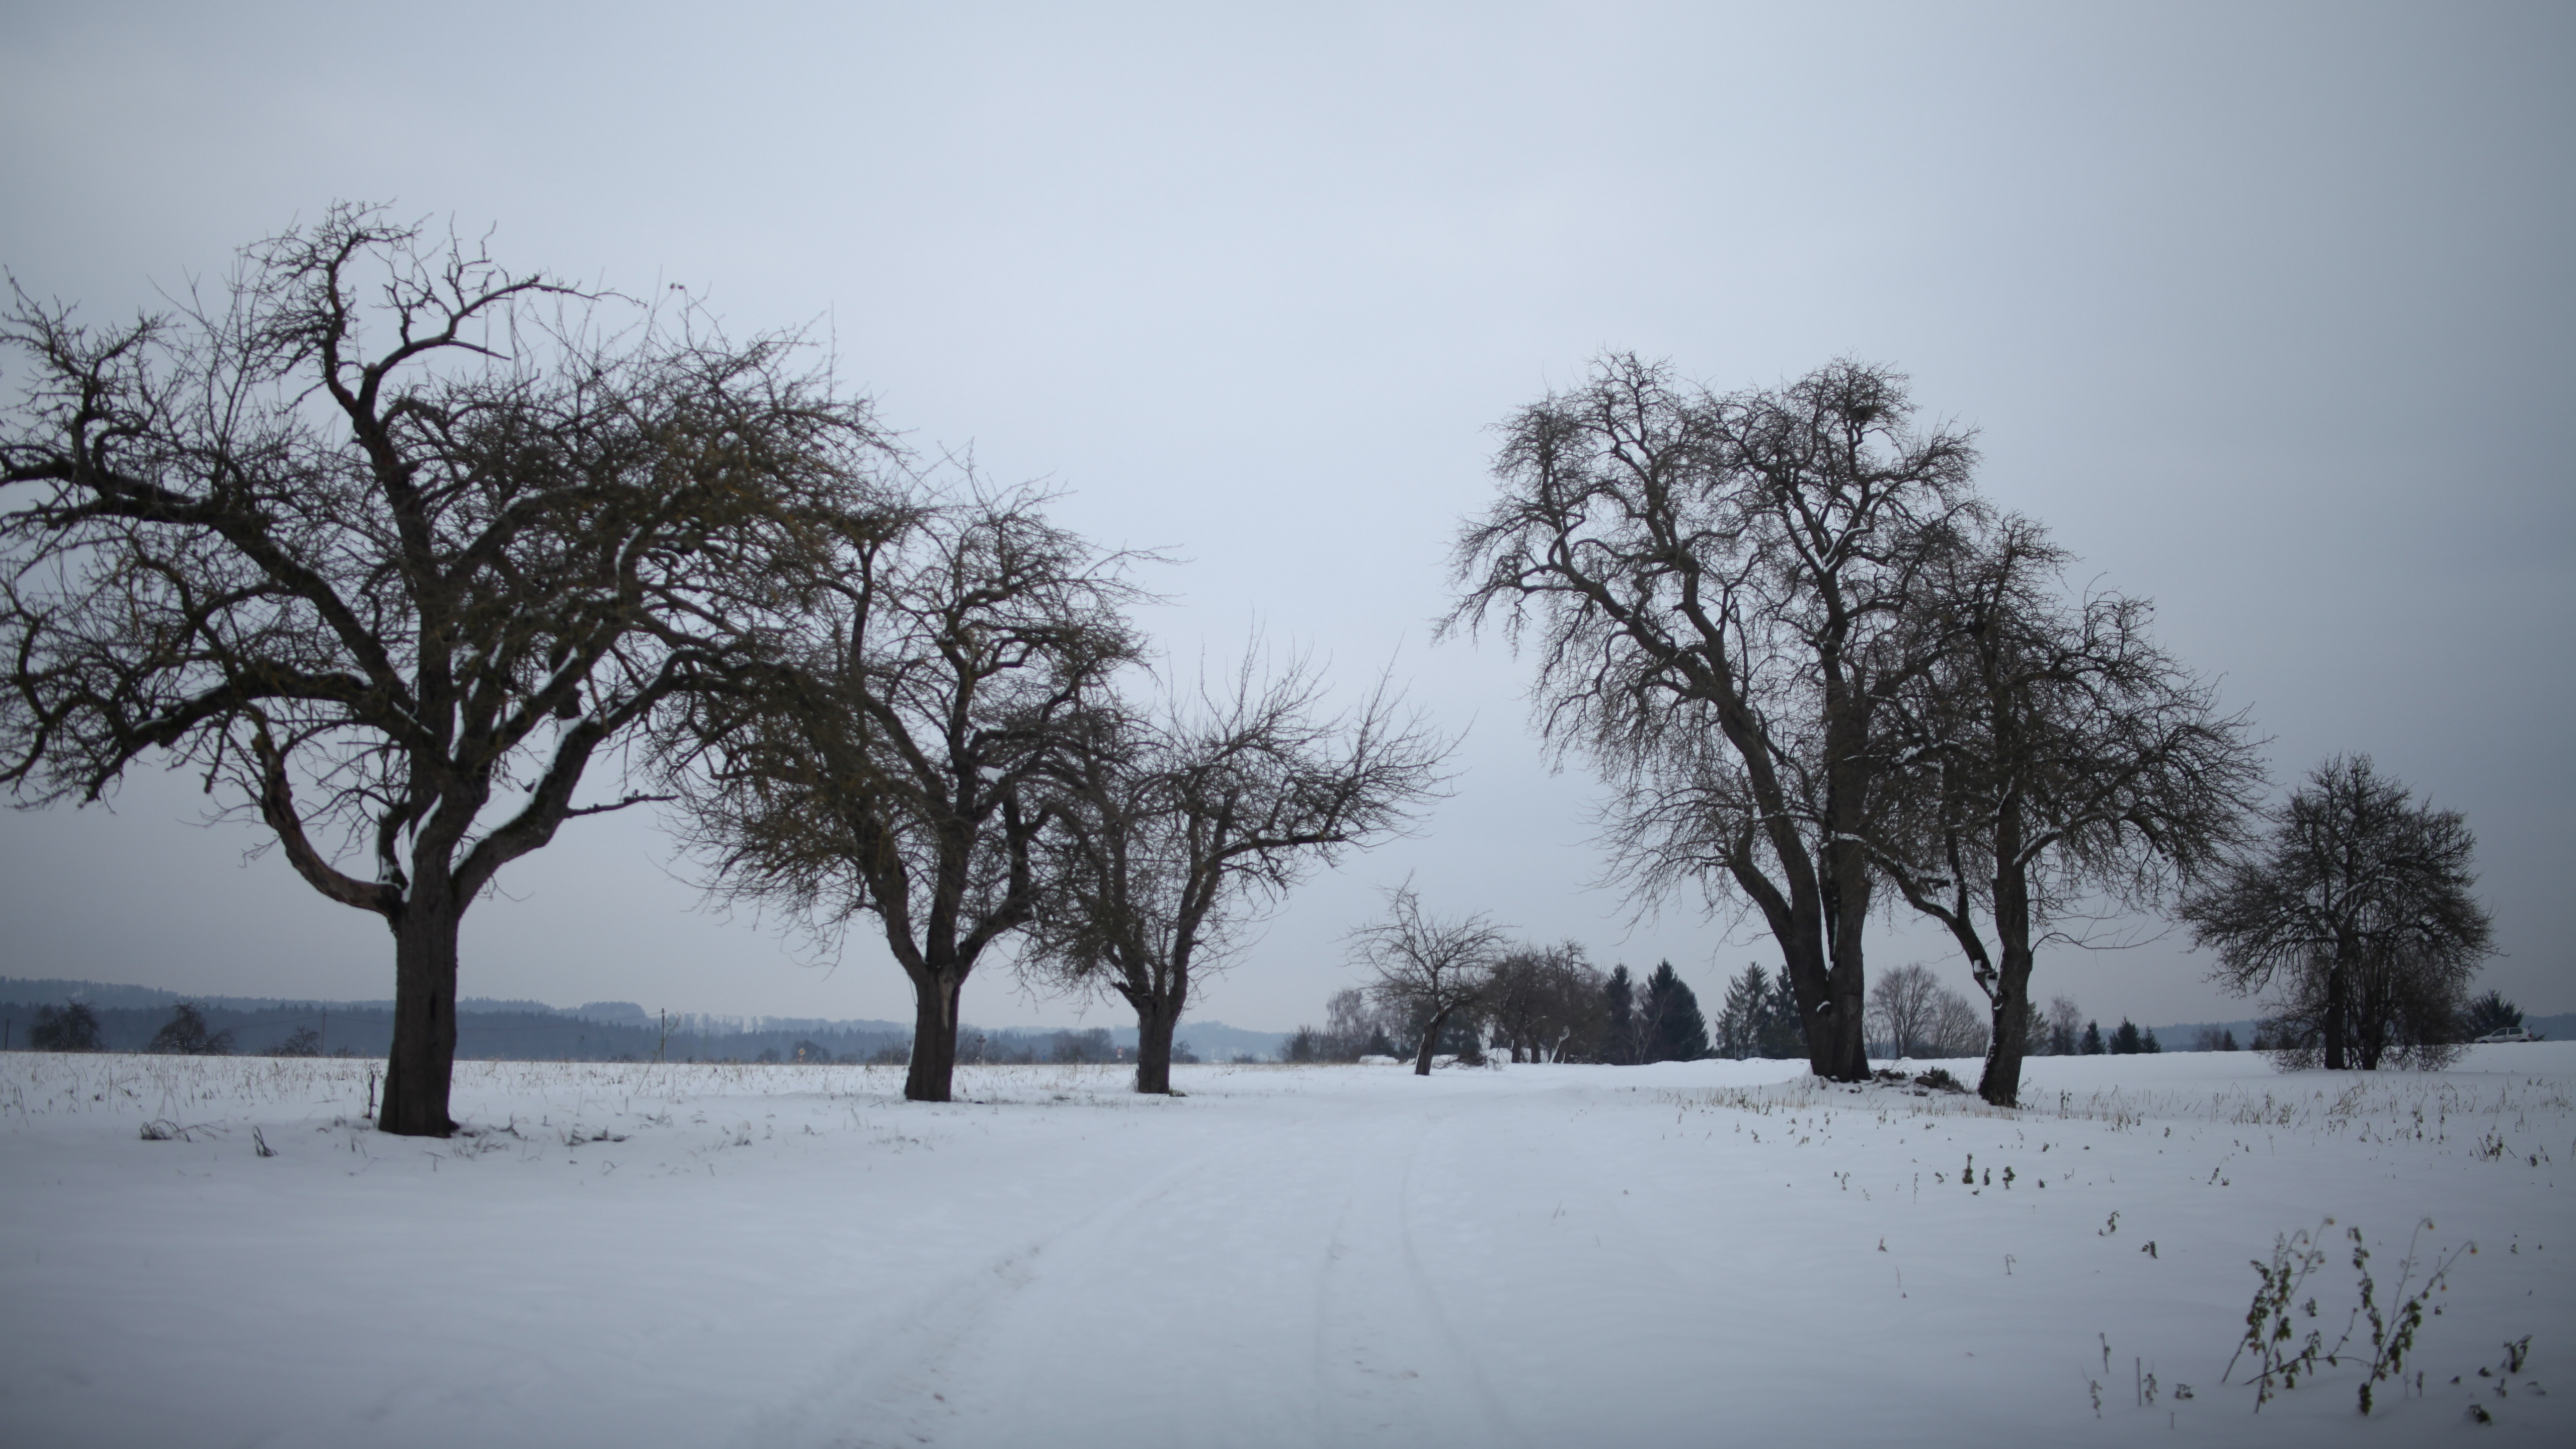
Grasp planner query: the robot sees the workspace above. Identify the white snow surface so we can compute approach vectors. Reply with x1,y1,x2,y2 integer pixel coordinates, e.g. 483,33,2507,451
3,1048,2569,1446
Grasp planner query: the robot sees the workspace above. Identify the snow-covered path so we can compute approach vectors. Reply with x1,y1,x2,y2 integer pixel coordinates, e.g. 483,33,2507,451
2,1050,2568,1445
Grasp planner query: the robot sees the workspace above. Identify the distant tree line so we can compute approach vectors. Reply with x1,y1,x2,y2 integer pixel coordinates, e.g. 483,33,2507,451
1286,895,1716,1070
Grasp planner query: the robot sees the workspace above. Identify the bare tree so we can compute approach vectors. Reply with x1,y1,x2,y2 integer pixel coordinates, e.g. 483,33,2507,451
662,487,1144,1103
1347,884,1508,1076
0,207,888,1135
1448,354,1980,1082
1324,987,1392,1058
147,1003,233,1056
2183,756,2493,1070
1289,986,1400,1062
1867,963,1945,1060
1025,656,1449,1092
1864,515,2262,1105
2043,995,2085,1057
1483,942,1605,1063
1924,988,1990,1059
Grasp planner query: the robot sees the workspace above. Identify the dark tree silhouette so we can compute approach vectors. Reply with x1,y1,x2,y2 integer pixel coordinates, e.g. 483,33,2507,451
1349,884,1507,1076
664,488,1143,1103
2042,996,2084,1056
1450,354,1981,1082
1864,515,2261,1103
1484,943,1604,1063
264,1026,324,1058
30,1002,102,1052
0,207,889,1134
2182,756,2493,1070
2458,991,2524,1039
147,1003,233,1056
1598,964,1639,1064
1638,961,1710,1062
1713,963,1808,1060
1027,656,1447,1092
1867,962,1945,1060
1715,965,1766,1060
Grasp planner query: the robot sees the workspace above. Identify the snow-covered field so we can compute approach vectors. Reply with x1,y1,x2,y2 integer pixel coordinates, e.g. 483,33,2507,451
1,1047,2566,1447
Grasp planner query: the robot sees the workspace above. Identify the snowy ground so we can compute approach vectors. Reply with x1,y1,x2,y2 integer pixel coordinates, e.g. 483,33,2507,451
1,1047,2566,1447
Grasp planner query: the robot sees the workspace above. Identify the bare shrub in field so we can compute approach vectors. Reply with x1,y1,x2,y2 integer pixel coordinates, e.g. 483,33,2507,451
2226,1217,2468,1414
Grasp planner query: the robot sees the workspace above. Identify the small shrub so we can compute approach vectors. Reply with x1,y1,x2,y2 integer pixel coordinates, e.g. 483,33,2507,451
2226,1216,2468,1413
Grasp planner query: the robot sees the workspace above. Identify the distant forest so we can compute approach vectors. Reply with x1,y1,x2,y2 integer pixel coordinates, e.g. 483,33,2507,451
0,978,1290,1065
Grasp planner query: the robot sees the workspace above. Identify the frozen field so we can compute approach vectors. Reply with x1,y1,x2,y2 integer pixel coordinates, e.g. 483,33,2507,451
1,1046,2567,1447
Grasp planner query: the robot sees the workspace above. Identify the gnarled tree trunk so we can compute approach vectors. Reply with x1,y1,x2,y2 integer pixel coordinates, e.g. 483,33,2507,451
2323,951,2350,1071
905,970,965,1102
1413,1007,1459,1076
1132,991,1182,1094
1979,946,2036,1108
378,897,464,1137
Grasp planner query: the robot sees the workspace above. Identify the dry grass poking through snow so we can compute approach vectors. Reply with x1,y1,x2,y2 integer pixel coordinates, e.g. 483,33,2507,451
1659,1067,2572,1158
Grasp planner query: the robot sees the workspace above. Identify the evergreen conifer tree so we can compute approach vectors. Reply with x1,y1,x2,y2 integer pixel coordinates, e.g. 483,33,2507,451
2080,1020,2106,1055
1761,970,1807,1059
2110,1018,2143,1055
1600,966,1637,1064
1718,965,1769,1060
1642,961,1711,1062
2458,991,2523,1038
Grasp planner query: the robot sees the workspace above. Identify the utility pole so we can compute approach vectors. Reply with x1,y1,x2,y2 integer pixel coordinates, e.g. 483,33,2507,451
658,1008,669,1064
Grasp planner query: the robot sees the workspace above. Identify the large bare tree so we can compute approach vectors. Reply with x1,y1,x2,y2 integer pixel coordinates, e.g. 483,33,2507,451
0,207,889,1135
1863,515,2262,1104
1026,656,1448,1093
663,487,1144,1102
2181,756,2492,1070
1448,354,1979,1081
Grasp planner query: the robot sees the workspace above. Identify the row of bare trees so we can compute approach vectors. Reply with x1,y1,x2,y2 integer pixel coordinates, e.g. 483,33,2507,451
3,216,2498,1132
1,210,1447,1134
1448,355,2279,1106
1451,354,2501,1102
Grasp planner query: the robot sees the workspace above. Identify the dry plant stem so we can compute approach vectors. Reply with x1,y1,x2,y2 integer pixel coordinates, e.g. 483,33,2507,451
2224,1215,2470,1413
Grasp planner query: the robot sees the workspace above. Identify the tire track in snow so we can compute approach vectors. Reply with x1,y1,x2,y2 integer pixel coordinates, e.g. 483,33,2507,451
752,1093,1339,1443
744,1111,1221,1449
756,1077,1553,1448
1309,1091,1536,1449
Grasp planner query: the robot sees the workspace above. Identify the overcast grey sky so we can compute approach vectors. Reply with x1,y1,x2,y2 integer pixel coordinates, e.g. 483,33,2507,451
3,2,2568,1033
